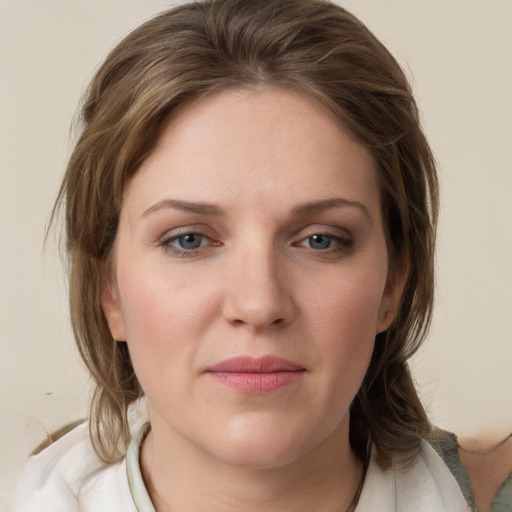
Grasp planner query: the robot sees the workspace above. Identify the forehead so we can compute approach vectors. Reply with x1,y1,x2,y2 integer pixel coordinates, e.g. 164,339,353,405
124,86,379,218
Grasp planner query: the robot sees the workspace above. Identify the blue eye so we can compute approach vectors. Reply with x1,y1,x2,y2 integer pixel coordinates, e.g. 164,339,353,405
173,233,205,250
306,234,332,250
160,230,221,258
296,232,353,254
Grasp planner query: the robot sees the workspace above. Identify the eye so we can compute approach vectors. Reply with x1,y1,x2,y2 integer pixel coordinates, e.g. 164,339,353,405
295,231,353,254
161,232,214,256
303,234,333,250
172,233,207,250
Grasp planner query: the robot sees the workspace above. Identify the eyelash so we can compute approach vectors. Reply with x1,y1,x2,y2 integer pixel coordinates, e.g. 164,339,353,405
159,230,353,258
160,232,219,257
295,233,353,254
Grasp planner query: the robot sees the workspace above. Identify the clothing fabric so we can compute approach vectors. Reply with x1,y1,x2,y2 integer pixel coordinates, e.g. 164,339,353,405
10,421,470,512
429,430,512,512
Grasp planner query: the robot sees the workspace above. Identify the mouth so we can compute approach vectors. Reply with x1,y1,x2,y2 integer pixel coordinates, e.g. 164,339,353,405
205,356,306,393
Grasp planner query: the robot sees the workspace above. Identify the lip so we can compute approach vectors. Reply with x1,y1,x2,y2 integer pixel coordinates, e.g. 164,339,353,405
205,356,306,393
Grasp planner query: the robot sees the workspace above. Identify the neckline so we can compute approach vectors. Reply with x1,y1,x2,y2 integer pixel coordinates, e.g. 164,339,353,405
126,422,156,512
125,422,369,512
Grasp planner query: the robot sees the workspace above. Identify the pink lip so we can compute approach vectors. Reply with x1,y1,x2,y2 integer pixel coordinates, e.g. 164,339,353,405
206,356,305,393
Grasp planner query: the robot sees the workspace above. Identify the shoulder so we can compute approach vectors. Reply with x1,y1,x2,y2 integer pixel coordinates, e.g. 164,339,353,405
397,440,471,510
10,421,96,511
431,429,512,512
9,422,136,512
357,439,469,511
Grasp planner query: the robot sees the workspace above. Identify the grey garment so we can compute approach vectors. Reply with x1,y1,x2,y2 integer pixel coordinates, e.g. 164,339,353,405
429,430,512,512
494,473,512,512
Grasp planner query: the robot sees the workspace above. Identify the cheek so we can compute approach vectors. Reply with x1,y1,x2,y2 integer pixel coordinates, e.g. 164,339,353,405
306,266,386,337
115,261,218,390
119,255,216,331
301,267,386,382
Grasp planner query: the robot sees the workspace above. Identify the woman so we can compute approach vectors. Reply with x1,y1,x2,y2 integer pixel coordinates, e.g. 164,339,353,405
10,0,470,510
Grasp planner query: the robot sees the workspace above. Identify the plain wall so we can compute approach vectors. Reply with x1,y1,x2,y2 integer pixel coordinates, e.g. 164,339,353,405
1,0,511,505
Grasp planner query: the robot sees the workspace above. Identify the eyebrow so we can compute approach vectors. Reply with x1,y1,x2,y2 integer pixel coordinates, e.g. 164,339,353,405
141,197,371,221
141,199,224,218
291,198,371,221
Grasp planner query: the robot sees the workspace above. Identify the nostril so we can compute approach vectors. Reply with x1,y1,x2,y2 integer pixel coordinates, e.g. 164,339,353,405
222,275,295,329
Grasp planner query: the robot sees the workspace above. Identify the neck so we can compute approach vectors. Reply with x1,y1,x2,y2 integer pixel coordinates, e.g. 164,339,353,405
140,418,363,512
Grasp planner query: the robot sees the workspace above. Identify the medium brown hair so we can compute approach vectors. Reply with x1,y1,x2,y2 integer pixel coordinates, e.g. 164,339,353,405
53,0,438,467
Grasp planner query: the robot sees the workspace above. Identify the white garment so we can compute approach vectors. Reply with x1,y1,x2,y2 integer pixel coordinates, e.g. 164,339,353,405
9,422,469,512
357,441,470,511
9,423,136,512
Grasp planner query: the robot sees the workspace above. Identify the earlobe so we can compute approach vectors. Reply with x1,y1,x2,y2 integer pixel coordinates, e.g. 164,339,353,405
376,256,410,334
101,281,127,342
376,308,392,334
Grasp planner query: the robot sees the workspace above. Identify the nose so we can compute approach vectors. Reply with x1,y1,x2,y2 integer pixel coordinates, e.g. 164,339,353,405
222,242,295,331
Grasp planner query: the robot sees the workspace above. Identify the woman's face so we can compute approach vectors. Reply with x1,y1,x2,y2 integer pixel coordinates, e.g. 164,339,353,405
103,87,402,469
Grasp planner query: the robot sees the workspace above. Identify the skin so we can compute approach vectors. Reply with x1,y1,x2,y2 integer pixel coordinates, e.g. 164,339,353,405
102,87,406,511
458,434,512,512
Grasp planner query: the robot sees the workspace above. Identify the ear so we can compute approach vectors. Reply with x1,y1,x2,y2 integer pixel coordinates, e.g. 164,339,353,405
376,255,410,334
101,279,127,342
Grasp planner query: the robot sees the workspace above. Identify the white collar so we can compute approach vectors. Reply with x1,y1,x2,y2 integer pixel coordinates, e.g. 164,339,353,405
356,441,469,511
126,424,468,512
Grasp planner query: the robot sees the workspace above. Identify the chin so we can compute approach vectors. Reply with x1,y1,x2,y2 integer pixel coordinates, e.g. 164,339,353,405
211,440,307,471
201,414,331,470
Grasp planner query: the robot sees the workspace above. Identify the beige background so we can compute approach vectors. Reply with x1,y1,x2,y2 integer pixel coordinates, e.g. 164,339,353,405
1,0,511,505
